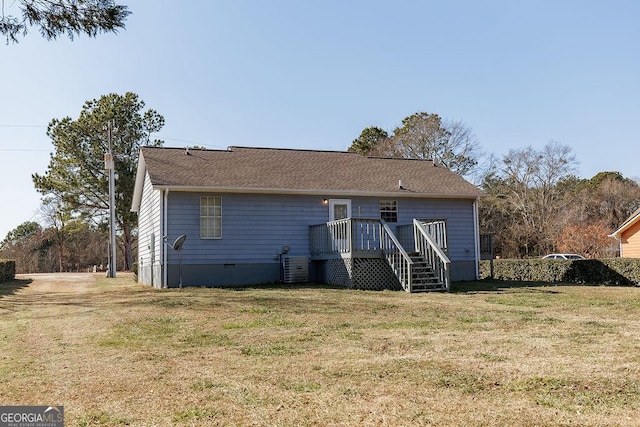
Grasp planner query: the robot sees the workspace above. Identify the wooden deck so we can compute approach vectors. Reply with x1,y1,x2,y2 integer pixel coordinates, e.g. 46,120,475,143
309,218,451,292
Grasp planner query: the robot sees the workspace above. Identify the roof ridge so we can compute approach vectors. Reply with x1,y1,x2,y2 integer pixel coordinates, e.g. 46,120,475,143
227,146,353,154
367,155,437,163
145,145,436,163
142,146,228,152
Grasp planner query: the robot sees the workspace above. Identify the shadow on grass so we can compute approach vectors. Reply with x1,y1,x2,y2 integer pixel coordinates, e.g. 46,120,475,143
212,283,348,292
451,280,563,294
166,280,578,295
0,278,33,297
174,281,561,294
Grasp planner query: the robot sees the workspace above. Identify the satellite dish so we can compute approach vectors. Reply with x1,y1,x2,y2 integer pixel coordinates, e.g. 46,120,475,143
163,234,187,288
173,234,186,251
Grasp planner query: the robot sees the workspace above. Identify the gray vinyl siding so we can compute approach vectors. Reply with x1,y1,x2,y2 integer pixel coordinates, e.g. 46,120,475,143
165,193,329,264
164,193,477,265
137,172,162,286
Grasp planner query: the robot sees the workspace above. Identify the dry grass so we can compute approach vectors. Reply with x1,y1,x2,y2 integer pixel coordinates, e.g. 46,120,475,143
2,274,640,426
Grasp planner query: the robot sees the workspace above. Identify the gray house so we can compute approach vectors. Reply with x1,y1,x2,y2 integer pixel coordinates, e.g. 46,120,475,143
131,146,484,292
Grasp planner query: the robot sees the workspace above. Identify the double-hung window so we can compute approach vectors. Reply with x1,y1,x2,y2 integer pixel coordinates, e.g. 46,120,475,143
200,196,222,239
380,200,398,223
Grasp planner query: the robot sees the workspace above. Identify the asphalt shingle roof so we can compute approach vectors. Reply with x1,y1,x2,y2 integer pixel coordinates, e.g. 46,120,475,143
140,146,484,198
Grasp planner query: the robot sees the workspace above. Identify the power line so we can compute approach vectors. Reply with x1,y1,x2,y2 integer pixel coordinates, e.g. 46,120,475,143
0,149,50,152
0,127,224,151
0,124,46,128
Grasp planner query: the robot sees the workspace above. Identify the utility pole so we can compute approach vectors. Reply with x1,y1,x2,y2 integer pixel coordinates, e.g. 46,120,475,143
105,120,117,278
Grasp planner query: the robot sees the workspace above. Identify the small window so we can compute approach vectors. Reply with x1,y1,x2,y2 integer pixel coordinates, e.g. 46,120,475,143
380,200,398,223
200,196,222,239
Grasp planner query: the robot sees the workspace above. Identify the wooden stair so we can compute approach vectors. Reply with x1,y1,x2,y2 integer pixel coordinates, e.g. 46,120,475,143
407,252,447,292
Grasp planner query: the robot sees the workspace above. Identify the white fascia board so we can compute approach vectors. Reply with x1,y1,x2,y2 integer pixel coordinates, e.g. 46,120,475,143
130,152,147,213
609,211,640,238
148,185,483,200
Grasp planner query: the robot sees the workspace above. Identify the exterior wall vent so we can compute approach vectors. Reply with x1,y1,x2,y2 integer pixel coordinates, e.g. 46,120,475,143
283,256,309,283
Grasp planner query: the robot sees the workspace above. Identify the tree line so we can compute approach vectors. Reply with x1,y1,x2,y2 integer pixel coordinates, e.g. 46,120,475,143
0,220,111,273
480,153,640,258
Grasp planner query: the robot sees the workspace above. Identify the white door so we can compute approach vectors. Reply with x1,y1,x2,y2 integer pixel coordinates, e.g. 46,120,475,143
328,199,351,252
329,199,351,221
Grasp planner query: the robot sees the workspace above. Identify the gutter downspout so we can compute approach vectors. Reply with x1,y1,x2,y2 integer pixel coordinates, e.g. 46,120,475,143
163,189,169,288
473,198,480,280
617,237,622,258
611,234,622,258
608,230,622,258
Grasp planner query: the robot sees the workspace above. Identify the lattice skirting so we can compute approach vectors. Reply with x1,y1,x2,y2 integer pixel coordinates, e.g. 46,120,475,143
326,257,401,291
327,258,352,288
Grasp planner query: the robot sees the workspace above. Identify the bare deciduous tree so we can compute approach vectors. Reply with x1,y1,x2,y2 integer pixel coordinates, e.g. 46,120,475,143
480,141,578,257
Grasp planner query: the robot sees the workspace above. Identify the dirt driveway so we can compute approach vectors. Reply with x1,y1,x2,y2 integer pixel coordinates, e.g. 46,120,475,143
16,272,97,293
6,273,136,306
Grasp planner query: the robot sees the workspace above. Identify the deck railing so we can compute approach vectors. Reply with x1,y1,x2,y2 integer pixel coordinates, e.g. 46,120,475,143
310,218,449,292
310,218,382,256
380,220,414,292
309,223,331,256
397,219,449,254
413,219,451,291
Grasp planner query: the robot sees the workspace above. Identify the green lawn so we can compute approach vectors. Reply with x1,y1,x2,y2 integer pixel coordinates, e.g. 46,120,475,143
1,274,640,426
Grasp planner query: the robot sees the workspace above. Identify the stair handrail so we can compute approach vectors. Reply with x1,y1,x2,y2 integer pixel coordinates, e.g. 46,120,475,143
413,219,451,291
380,220,414,292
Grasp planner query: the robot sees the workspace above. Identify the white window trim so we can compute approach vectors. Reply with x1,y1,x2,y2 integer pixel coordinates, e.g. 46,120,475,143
200,196,222,239
380,200,398,223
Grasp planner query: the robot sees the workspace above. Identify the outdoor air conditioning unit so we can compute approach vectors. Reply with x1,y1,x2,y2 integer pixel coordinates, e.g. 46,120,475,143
283,256,309,284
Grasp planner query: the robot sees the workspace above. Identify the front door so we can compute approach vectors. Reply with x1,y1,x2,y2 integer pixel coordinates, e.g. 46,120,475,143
329,199,351,221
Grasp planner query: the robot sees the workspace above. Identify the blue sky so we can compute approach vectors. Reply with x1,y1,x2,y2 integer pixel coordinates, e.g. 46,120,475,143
1,0,639,239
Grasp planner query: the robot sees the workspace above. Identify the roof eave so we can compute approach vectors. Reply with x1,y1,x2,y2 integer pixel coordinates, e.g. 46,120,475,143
148,185,483,199
610,212,640,238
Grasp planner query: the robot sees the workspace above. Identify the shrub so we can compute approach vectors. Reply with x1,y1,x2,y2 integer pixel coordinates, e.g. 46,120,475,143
479,258,640,285
0,260,16,282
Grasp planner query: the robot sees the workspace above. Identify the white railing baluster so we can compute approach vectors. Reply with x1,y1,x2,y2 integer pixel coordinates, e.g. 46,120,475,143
418,219,448,253
311,218,386,256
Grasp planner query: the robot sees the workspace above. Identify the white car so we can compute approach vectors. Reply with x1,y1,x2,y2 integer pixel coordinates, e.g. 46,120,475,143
541,253,585,260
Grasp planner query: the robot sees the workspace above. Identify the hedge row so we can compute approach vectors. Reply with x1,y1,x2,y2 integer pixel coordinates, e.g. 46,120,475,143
0,260,16,283
479,258,640,285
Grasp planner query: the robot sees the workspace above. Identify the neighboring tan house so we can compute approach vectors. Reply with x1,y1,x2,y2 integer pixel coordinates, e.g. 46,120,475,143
131,146,485,292
610,207,640,258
